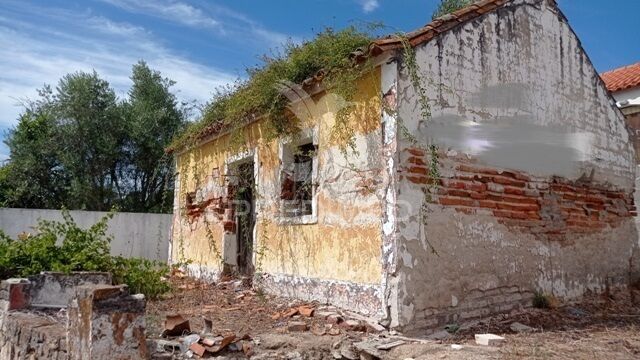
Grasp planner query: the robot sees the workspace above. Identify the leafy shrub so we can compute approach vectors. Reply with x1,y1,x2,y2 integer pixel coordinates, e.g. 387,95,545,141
0,231,16,279
111,257,171,300
39,210,113,273
0,209,170,299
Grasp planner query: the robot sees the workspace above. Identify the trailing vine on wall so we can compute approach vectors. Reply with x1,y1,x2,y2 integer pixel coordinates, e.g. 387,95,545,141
396,34,441,255
171,23,448,273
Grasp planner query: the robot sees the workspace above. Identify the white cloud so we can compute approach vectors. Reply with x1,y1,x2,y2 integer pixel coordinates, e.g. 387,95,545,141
358,0,379,13
85,16,149,37
0,5,237,131
99,0,220,30
99,0,295,48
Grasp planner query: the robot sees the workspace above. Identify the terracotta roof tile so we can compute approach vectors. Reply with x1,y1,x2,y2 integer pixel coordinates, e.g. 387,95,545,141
601,62,640,93
369,0,511,55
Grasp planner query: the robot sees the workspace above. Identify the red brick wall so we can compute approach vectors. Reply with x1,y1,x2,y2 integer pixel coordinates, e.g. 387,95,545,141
401,147,636,239
184,183,236,233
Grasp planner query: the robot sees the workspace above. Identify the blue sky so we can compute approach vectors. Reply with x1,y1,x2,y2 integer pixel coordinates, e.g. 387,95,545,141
1,0,639,160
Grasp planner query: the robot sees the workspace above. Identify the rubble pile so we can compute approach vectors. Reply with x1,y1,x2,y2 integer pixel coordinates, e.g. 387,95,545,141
146,272,640,359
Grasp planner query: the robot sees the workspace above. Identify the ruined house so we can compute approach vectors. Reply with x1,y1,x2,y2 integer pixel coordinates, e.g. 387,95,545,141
170,0,639,333
602,62,640,161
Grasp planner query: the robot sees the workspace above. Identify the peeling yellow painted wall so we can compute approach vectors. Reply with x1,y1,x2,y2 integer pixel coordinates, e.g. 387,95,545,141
172,68,384,285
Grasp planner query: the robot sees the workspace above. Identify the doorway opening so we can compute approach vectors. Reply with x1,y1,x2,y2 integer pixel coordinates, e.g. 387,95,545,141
229,160,255,276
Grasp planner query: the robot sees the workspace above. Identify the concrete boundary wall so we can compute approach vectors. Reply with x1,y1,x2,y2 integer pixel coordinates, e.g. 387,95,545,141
0,208,171,262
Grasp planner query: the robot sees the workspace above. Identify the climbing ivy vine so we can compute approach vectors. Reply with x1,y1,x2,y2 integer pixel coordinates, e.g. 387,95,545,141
397,34,441,255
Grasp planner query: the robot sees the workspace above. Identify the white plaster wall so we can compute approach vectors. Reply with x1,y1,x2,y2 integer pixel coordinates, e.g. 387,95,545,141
612,86,640,108
399,0,634,188
392,0,639,332
0,208,171,261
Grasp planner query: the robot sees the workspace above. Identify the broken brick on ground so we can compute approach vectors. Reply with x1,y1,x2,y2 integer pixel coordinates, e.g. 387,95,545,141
144,273,640,359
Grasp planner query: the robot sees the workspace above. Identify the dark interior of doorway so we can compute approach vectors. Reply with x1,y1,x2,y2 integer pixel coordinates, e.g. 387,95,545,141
234,161,255,276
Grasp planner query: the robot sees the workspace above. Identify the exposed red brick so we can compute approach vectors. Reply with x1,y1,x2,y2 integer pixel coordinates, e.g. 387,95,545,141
408,157,427,166
511,172,531,181
455,174,477,182
473,175,494,183
408,166,428,175
478,200,498,209
447,189,470,198
493,176,526,188
470,192,487,200
406,148,425,156
509,211,529,220
526,211,541,220
563,193,578,201
456,164,499,175
402,156,634,238
496,203,539,212
501,195,539,205
465,182,487,192
585,203,606,211
551,184,574,193
503,186,526,196
584,195,606,204
566,220,605,229
440,197,475,207
441,179,467,189
407,176,428,184
493,210,512,218
561,207,585,215
606,191,626,199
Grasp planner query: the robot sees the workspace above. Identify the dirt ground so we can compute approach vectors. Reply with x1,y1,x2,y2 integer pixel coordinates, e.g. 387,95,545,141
146,273,640,359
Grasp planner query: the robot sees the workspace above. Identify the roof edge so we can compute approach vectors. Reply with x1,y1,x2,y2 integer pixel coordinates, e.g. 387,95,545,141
369,0,515,55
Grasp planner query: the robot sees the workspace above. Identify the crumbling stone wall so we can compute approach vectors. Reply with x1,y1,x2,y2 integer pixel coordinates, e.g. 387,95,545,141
389,0,640,332
0,274,147,360
67,285,147,360
0,312,68,360
28,272,112,308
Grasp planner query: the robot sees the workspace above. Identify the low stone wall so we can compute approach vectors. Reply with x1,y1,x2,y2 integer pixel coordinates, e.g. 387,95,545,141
68,285,147,360
0,312,68,360
0,272,147,360
29,272,112,308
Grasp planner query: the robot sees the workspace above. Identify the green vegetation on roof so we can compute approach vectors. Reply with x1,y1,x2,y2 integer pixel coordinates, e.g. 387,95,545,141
432,0,474,20
169,26,376,152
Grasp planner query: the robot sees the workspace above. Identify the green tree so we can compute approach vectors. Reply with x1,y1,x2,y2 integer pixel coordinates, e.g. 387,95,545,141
2,87,69,208
121,61,186,212
432,0,473,19
54,71,126,211
2,63,185,212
